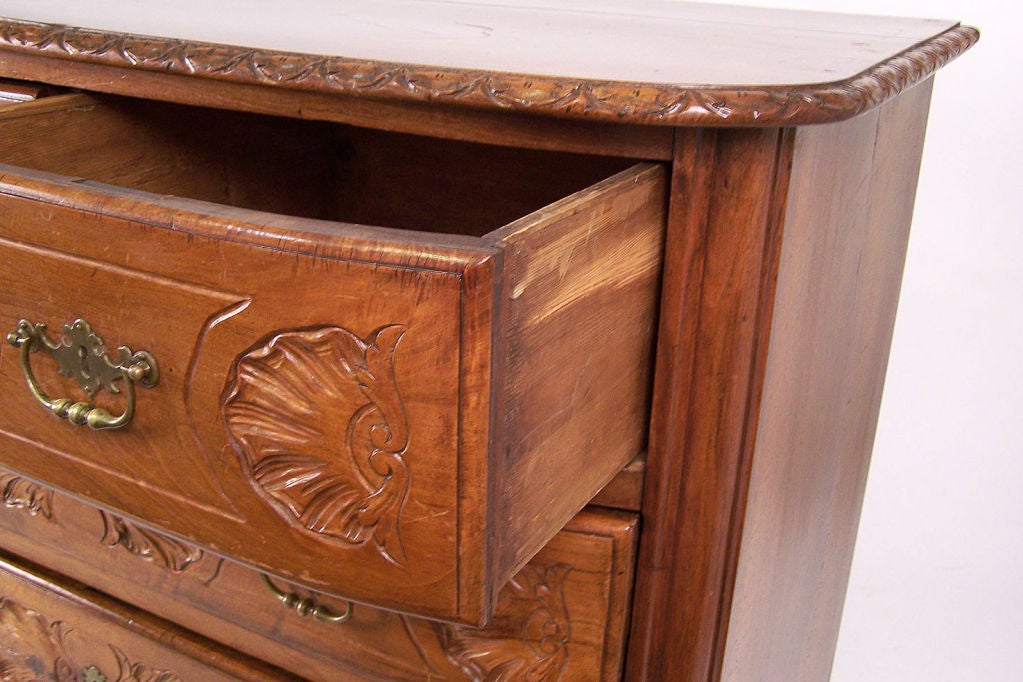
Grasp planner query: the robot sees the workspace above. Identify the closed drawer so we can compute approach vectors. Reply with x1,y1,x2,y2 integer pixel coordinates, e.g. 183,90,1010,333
0,93,664,624
0,470,638,681
0,550,296,681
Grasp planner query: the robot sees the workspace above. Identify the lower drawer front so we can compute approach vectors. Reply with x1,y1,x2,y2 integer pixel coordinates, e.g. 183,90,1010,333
0,552,294,682
0,471,638,681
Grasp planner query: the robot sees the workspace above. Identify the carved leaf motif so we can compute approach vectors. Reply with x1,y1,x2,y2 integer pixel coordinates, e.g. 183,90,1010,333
223,325,410,565
110,646,183,682
99,511,205,573
0,599,185,682
436,564,572,681
0,473,54,520
0,597,77,682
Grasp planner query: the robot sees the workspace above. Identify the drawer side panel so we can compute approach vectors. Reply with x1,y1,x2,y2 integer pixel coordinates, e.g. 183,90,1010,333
492,163,666,581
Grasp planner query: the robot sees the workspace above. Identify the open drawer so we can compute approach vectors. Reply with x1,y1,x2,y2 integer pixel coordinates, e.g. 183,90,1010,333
0,93,665,624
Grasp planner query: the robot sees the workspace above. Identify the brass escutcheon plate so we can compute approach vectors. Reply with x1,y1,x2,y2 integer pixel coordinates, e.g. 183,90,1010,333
5,318,159,430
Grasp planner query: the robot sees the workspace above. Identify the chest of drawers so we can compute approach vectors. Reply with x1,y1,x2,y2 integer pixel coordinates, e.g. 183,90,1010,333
0,3,976,680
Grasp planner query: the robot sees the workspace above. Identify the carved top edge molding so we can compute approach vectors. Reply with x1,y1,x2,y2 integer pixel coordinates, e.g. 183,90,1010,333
0,19,978,127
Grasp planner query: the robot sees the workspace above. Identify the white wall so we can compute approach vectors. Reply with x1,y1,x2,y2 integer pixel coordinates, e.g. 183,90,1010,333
830,3,1022,678
698,0,1020,679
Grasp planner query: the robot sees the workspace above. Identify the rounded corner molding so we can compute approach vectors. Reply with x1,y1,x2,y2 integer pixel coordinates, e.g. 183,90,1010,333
0,19,978,127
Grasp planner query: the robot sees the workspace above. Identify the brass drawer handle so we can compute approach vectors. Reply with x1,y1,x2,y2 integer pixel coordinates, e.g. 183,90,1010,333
262,574,353,623
5,318,159,430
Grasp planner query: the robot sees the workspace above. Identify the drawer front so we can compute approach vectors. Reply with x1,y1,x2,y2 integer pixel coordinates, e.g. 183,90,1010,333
0,472,638,681
0,178,480,622
0,94,664,623
0,551,295,682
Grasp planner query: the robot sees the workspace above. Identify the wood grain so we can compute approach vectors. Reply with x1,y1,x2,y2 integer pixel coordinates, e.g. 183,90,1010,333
0,97,662,624
720,78,936,682
590,453,645,511
0,551,296,681
0,48,671,160
626,126,794,682
626,80,940,680
489,163,666,583
0,1,958,85
0,190,476,620
0,478,638,682
0,10,977,126
0,93,637,235
0,77,47,102
0,6,977,678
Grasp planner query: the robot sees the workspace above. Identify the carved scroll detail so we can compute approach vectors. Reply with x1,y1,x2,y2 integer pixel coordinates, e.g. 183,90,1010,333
108,646,183,682
0,597,185,682
99,511,205,574
223,325,410,566
435,564,572,681
0,472,54,520
0,19,978,126
0,596,77,681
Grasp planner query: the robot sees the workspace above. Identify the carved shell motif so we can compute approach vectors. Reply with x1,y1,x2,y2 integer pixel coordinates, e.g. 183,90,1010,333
223,325,410,565
435,564,572,681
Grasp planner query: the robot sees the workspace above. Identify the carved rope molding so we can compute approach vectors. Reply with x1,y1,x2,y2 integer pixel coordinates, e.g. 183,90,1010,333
0,18,978,126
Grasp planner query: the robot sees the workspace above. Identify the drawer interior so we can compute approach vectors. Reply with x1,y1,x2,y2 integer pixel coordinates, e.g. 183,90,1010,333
0,93,635,236
0,90,665,624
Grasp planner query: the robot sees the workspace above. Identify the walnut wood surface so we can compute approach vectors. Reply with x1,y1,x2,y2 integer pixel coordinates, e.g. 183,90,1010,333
0,0,956,85
590,454,645,512
0,94,635,234
720,77,935,682
0,8,977,126
0,477,638,682
626,126,793,682
0,94,660,625
626,79,944,680
0,5,978,679
0,51,673,160
489,163,665,583
0,77,45,102
0,551,295,681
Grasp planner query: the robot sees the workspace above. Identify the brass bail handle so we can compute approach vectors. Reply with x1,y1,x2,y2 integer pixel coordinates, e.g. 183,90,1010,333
261,574,354,624
5,318,159,430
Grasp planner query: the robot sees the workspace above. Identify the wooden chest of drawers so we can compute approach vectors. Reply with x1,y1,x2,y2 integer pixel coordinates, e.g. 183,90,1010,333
0,91,663,625
0,3,976,680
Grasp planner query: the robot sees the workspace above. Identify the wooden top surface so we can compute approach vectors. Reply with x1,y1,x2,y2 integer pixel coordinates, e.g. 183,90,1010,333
0,1,978,126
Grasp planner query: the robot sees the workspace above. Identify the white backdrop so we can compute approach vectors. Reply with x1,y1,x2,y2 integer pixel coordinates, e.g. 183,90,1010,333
694,1,1020,679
